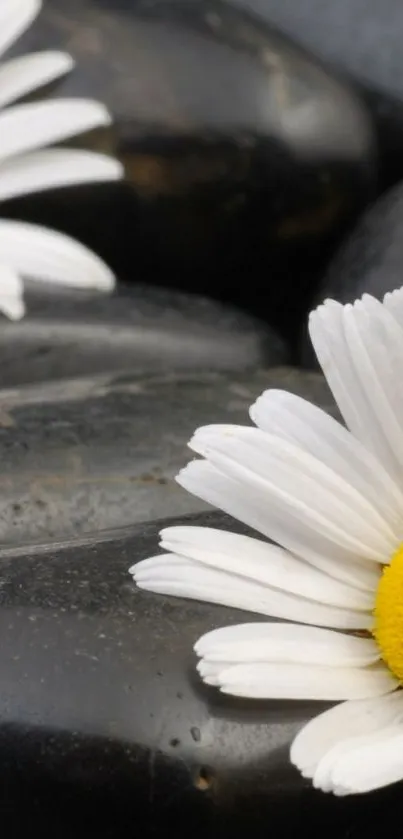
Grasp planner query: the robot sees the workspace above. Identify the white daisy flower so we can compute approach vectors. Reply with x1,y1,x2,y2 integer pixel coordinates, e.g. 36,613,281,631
0,0,124,320
131,286,403,797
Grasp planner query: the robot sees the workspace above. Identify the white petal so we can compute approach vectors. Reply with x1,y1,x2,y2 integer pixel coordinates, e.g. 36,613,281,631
291,690,403,779
329,726,403,794
0,264,24,319
177,460,380,593
197,658,227,686
250,389,403,533
0,0,40,58
189,425,396,560
0,51,74,109
313,724,403,794
0,149,123,201
310,295,403,483
133,553,372,630
195,622,379,666
216,661,396,700
0,221,115,291
309,300,375,448
344,296,403,480
160,526,373,611
383,286,403,326
0,99,112,164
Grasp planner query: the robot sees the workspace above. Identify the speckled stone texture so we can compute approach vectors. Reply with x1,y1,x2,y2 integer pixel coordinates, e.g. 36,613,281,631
0,367,333,543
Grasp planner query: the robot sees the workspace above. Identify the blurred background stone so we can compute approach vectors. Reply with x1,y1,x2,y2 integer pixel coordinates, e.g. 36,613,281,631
234,0,403,190
301,179,403,366
0,510,400,837
0,283,286,386
9,0,376,348
0,366,334,544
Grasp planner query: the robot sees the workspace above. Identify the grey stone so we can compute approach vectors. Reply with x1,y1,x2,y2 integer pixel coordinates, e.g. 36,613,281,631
0,283,287,386
233,0,403,103
10,0,375,346
0,509,395,837
233,0,403,185
0,366,334,544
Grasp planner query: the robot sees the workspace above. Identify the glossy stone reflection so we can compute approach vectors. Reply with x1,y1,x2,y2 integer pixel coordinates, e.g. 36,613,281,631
0,512,401,836
12,0,376,342
0,367,333,544
0,283,286,386
234,0,403,188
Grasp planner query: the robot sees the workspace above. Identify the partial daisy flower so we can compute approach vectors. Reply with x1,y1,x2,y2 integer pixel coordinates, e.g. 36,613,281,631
131,287,403,797
0,0,124,319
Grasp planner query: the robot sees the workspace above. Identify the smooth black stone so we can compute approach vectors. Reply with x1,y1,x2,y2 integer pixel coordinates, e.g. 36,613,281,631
0,283,286,386
11,0,376,344
233,0,403,189
0,511,400,837
300,179,403,366
0,367,333,544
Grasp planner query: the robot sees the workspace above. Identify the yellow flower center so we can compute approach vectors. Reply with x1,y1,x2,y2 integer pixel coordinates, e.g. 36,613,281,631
374,544,403,681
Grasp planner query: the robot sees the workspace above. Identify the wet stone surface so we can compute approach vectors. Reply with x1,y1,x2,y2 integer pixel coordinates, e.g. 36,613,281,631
0,367,334,544
0,510,400,837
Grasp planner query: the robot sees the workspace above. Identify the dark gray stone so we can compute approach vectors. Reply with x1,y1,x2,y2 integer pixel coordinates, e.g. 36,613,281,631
300,179,403,366
0,283,286,386
0,510,400,837
10,0,376,345
0,367,333,544
233,0,402,102
232,0,403,187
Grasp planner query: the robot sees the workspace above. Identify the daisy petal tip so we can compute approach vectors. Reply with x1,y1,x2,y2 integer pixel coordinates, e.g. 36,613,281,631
383,287,403,304
5,302,25,321
89,99,113,128
69,99,113,129
0,292,25,321
95,269,116,293
203,675,220,687
128,559,148,579
307,305,323,336
308,304,321,321
301,767,315,781
196,660,208,677
175,461,197,485
133,576,157,593
289,741,303,770
331,776,355,797
35,49,76,76
111,160,125,180
312,776,330,794
193,633,215,658
187,430,202,453
159,525,182,542
56,51,75,72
